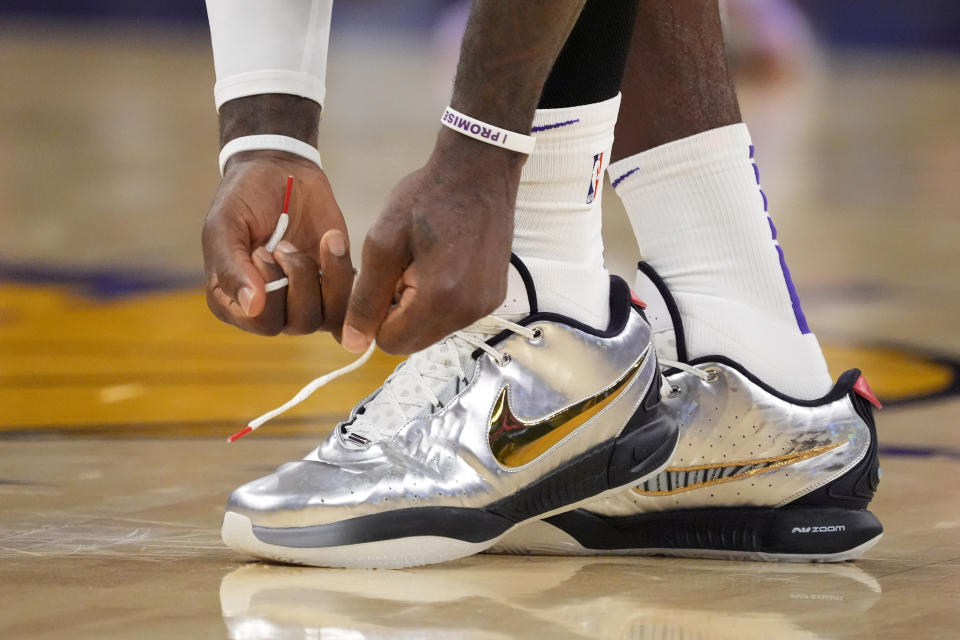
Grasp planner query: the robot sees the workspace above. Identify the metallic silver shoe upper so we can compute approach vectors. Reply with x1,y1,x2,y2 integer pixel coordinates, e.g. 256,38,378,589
582,362,872,516
227,306,659,528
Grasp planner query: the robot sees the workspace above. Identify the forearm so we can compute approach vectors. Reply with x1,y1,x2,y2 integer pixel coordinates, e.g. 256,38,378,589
451,0,589,134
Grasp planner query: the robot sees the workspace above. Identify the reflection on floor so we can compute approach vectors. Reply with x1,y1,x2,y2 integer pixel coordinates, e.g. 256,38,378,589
220,558,884,639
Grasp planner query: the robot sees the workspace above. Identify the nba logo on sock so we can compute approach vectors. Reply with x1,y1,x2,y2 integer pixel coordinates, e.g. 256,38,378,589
586,152,604,204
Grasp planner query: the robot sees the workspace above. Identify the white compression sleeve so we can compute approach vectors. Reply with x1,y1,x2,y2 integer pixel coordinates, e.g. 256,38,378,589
206,0,332,111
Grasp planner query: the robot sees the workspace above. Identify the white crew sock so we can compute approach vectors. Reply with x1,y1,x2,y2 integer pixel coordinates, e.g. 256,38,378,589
511,94,620,330
609,123,832,399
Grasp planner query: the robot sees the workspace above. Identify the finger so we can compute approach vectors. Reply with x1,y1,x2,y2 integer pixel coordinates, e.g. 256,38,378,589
342,232,406,353
374,280,430,354
377,265,497,354
210,251,266,318
206,272,233,324
376,274,459,354
250,247,287,335
206,255,284,335
206,277,238,325
373,264,442,354
207,269,259,327
317,228,354,341
272,240,324,335
202,221,267,319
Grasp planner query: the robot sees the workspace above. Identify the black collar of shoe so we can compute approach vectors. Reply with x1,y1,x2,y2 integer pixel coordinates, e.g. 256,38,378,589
638,260,688,361
676,354,863,408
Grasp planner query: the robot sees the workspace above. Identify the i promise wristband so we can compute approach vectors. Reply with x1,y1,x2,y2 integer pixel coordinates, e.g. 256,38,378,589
219,134,323,175
440,106,535,155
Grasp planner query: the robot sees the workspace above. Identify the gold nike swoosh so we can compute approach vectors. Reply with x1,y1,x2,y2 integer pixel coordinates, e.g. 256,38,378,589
489,352,646,468
633,442,846,496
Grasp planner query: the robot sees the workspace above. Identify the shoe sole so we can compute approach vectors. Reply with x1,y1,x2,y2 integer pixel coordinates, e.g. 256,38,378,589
487,506,884,563
222,413,680,569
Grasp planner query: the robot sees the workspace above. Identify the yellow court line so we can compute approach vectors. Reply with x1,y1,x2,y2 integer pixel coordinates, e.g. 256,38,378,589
0,283,956,436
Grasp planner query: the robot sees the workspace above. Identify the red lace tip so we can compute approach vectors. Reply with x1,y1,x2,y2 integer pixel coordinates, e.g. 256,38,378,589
629,288,647,309
227,426,254,443
853,374,882,409
281,176,294,214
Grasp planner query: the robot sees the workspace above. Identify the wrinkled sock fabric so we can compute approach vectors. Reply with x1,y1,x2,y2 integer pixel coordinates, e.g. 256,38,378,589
512,94,621,329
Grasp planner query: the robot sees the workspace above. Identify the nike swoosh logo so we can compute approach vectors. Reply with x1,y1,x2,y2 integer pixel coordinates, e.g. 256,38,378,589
633,442,846,496
530,118,580,133
489,352,646,468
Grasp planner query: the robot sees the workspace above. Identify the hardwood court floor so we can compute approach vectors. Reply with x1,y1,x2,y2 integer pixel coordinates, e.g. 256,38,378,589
1,23,959,640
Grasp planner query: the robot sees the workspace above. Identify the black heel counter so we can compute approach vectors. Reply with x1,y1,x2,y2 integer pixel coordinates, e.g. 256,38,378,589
790,392,880,510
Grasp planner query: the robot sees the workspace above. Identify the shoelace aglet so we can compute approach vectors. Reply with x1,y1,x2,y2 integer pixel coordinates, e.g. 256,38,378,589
227,425,254,443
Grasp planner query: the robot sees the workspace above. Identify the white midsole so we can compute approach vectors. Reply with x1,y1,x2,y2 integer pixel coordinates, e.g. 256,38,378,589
222,512,495,569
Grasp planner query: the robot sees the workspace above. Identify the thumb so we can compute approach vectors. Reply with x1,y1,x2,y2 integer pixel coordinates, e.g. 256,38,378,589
342,236,405,353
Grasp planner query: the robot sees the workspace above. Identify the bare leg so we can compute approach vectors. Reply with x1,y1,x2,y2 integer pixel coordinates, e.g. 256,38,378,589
613,0,740,159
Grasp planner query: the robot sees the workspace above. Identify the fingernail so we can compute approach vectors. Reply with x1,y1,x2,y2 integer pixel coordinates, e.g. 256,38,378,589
238,287,254,316
341,325,369,353
275,240,297,254
253,247,275,264
327,231,347,258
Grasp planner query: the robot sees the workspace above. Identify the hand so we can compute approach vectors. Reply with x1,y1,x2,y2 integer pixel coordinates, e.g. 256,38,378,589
202,151,354,338
342,130,525,354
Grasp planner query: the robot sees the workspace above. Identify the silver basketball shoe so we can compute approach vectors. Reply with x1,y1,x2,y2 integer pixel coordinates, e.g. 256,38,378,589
490,262,883,562
221,256,679,568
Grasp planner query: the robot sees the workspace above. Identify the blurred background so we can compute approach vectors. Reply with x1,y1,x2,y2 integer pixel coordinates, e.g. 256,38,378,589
0,0,958,431
2,4,960,639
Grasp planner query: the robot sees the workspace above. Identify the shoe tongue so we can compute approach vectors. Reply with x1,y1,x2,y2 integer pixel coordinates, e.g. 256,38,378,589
632,263,683,361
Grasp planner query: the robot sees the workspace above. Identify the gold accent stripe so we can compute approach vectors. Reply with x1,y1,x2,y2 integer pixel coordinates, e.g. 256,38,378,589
633,442,846,497
662,442,846,473
490,352,647,468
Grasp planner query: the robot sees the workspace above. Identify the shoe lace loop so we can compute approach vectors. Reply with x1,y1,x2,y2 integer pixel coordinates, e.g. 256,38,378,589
228,316,535,443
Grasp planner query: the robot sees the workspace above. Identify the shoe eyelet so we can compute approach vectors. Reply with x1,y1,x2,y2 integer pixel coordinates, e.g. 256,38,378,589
528,327,543,343
668,385,682,398
497,353,512,367
705,368,720,383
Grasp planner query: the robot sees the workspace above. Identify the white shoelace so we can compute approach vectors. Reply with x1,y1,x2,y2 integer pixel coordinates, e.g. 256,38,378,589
228,315,536,443
228,343,714,444
228,182,712,443
657,358,713,397
228,178,539,443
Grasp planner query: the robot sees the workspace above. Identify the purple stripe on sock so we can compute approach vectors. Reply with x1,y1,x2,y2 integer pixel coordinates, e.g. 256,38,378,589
775,245,811,334
753,141,808,334
611,166,640,189
531,118,580,133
